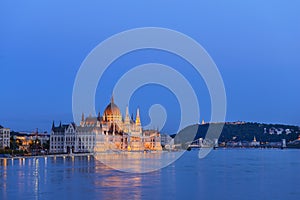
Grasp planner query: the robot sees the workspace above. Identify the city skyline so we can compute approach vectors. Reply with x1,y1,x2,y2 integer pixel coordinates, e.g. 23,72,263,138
1,1,300,132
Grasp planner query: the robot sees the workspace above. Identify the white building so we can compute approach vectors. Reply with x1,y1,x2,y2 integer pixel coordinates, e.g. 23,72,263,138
50,97,162,153
50,123,80,153
160,134,175,150
0,125,10,149
161,134,173,146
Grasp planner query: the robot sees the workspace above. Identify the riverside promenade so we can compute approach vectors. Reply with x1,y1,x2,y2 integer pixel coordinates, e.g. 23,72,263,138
0,153,94,161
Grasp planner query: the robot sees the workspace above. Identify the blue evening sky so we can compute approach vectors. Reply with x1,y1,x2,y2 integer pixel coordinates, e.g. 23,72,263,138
0,1,299,133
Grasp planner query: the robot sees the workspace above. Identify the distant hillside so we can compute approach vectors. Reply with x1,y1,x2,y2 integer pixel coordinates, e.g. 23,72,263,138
171,122,300,143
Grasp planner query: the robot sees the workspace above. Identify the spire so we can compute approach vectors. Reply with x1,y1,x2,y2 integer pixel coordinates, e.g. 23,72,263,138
80,113,85,127
52,121,55,130
126,105,129,116
97,112,101,120
59,121,62,127
111,94,114,104
135,107,141,126
125,105,130,124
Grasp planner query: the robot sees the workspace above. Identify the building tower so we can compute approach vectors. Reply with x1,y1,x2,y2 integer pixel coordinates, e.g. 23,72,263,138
80,113,85,126
136,108,141,126
135,108,142,133
124,105,130,133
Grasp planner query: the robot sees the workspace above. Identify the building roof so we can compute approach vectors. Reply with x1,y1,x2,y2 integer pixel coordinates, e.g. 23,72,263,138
103,96,121,116
52,121,76,132
85,117,99,123
52,124,69,132
76,126,100,132
104,102,121,116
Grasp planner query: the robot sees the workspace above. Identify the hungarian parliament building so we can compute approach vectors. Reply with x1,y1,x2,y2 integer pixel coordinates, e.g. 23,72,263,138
50,97,162,153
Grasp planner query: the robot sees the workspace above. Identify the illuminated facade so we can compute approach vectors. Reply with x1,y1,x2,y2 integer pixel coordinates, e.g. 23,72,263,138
50,97,162,153
0,125,10,149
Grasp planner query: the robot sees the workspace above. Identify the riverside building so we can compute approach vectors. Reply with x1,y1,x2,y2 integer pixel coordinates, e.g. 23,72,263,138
50,97,162,153
0,125,10,149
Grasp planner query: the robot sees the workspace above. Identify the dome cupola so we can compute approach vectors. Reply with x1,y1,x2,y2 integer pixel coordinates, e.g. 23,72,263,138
103,96,122,122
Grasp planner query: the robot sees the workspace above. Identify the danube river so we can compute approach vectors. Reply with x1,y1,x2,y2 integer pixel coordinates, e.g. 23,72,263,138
1,149,300,200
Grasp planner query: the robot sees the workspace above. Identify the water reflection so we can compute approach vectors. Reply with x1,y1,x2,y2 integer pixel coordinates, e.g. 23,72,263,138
1,159,7,200
2,150,300,200
1,155,163,200
33,158,39,200
93,158,161,200
95,151,183,173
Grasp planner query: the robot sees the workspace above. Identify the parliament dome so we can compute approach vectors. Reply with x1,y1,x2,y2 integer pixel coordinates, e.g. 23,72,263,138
103,96,122,121
104,102,121,116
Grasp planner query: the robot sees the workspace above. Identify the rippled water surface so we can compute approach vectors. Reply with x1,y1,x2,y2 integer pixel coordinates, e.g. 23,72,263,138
1,149,300,200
